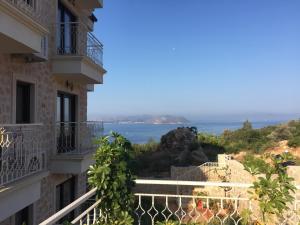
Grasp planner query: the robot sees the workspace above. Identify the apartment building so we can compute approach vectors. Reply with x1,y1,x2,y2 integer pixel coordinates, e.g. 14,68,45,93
0,0,105,224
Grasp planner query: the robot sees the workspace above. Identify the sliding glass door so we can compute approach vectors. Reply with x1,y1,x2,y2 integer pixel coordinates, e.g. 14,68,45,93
56,92,76,153
57,1,77,54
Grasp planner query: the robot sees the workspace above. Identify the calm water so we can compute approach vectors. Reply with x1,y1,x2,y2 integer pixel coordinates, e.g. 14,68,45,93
103,120,284,144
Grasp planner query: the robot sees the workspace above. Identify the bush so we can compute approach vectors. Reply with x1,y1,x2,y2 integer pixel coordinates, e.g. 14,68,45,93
220,121,278,153
267,125,292,141
88,132,135,225
288,136,300,148
197,133,226,160
197,133,223,147
132,138,159,156
243,153,296,224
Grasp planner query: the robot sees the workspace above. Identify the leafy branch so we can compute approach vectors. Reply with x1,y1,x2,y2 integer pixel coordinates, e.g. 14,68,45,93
243,153,296,224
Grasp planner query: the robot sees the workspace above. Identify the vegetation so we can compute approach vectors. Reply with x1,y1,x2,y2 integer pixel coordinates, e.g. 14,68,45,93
88,132,136,225
243,153,296,224
130,120,300,175
132,138,159,156
133,120,300,156
198,119,300,154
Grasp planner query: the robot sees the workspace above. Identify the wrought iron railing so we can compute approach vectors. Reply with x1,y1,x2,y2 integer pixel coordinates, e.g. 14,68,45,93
39,179,300,225
0,124,46,186
56,121,104,154
54,22,104,66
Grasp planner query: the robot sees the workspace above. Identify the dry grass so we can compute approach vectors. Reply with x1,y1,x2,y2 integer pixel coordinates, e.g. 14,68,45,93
231,140,300,165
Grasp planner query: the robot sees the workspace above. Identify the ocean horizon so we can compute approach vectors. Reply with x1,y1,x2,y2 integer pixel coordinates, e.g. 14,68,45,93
102,120,287,144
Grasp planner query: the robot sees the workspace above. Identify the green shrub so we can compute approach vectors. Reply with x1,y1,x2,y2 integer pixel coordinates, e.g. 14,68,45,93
243,153,296,224
288,136,300,148
88,132,136,225
197,133,223,147
132,138,159,156
267,125,292,141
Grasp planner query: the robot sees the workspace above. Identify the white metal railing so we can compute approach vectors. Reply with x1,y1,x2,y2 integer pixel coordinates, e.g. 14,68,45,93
54,22,104,66
56,121,104,154
39,180,300,225
176,162,224,182
39,187,98,225
0,124,46,186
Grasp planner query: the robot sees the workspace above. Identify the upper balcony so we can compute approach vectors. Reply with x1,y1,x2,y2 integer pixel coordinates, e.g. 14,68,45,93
0,0,48,54
50,121,104,174
76,0,103,9
52,22,106,84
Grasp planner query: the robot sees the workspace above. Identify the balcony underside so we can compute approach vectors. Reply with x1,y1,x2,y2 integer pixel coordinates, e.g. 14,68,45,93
87,84,94,92
0,172,48,222
50,152,95,174
0,1,48,53
52,56,105,84
76,0,103,9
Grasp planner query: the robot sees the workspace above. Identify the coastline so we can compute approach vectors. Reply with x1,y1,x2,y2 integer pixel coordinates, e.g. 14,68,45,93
102,120,287,144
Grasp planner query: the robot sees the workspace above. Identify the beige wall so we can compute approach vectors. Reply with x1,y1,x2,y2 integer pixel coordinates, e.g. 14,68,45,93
0,0,98,223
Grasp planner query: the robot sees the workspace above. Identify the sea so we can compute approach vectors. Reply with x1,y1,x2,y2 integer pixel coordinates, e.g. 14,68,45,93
102,120,285,144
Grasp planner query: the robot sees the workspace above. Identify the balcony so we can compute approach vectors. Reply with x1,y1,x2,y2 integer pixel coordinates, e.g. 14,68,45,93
50,121,104,174
0,124,47,186
0,124,47,221
39,179,300,225
52,22,106,84
76,0,104,9
0,0,48,54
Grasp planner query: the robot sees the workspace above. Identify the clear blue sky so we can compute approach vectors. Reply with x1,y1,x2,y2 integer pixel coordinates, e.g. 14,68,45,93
88,0,300,119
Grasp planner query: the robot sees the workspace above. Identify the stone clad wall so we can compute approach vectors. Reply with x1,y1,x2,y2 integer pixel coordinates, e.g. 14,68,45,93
0,0,94,223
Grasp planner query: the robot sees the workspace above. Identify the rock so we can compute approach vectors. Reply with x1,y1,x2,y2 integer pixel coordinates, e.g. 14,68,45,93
136,127,209,174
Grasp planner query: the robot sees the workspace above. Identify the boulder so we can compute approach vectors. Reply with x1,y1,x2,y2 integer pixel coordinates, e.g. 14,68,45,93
137,127,209,175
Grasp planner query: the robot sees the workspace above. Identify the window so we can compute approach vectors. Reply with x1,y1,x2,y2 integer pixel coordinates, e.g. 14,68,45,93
57,1,77,54
56,177,76,222
15,204,33,225
16,81,34,124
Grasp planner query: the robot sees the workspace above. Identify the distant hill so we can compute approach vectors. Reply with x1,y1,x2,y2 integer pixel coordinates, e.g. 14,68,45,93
90,115,190,124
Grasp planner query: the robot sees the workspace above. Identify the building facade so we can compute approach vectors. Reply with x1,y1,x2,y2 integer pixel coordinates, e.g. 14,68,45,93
0,0,105,224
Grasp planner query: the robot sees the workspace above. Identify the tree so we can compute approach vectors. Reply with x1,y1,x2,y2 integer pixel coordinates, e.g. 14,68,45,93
88,132,135,225
242,120,253,130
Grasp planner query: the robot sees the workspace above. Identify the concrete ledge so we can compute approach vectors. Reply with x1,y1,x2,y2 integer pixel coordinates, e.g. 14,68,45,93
52,56,105,84
50,153,95,174
0,1,48,53
0,171,49,222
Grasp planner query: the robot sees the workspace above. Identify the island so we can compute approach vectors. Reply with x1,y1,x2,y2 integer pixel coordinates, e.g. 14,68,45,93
89,115,190,125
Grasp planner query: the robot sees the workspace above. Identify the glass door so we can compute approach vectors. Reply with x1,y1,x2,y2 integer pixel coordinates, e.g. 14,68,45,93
56,177,75,222
57,1,77,54
57,92,76,153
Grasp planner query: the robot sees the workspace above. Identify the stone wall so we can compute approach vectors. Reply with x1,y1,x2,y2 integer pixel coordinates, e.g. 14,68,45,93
34,172,88,224
0,0,95,223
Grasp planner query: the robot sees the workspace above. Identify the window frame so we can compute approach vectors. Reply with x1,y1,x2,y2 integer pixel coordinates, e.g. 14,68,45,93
12,76,37,124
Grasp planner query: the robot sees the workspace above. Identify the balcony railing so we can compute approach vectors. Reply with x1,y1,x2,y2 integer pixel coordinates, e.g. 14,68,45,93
56,121,104,154
54,22,104,66
3,0,47,26
0,124,46,186
40,179,300,225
